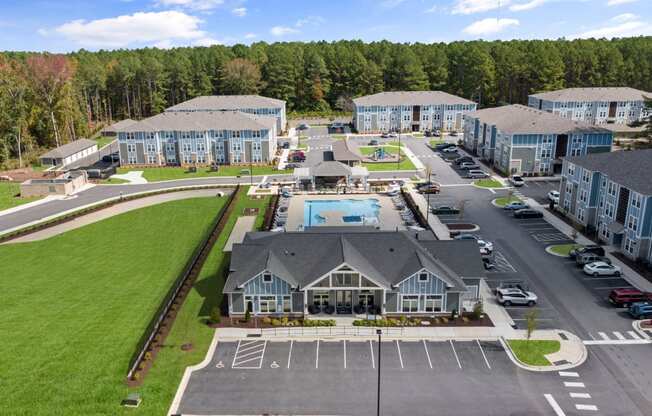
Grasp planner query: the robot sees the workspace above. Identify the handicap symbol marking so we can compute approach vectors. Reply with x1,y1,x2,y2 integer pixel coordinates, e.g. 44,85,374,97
215,361,224,368
270,361,280,368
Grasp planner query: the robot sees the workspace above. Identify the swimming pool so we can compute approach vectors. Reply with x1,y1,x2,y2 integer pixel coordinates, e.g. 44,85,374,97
304,198,381,226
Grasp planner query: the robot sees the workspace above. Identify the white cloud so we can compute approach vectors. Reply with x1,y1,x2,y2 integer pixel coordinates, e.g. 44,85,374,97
463,17,520,35
606,0,638,5
611,13,637,22
52,11,207,48
296,16,325,27
570,19,652,38
509,0,547,11
424,4,438,13
231,7,247,17
156,0,224,11
452,0,511,14
270,26,299,36
244,32,257,39
193,37,222,46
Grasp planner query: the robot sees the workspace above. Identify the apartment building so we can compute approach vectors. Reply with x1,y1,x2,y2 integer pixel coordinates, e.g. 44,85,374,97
166,95,287,133
117,110,277,166
463,104,612,175
559,149,652,263
352,91,477,133
528,87,650,127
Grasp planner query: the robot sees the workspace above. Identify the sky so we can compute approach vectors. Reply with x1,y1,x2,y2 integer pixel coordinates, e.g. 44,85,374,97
0,0,650,52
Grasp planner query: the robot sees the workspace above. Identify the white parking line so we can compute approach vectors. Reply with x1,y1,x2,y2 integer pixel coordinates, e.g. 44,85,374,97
594,286,633,290
423,340,433,369
231,340,242,368
559,371,579,377
396,340,404,369
315,339,320,369
234,347,265,360
476,340,491,369
628,331,642,340
570,392,592,399
370,340,375,369
449,340,462,369
343,340,347,369
613,331,626,340
575,404,598,411
287,340,293,369
544,394,567,416
598,332,609,340
564,382,586,388
237,343,265,353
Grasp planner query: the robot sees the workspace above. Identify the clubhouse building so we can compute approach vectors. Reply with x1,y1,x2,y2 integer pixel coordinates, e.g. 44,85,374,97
224,229,485,317
463,104,613,176
352,91,477,133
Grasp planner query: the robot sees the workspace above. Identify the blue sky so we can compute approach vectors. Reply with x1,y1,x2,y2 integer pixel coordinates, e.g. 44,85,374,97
0,0,650,52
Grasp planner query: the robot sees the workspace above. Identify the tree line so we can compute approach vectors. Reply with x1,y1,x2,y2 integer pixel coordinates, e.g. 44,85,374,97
1,37,651,169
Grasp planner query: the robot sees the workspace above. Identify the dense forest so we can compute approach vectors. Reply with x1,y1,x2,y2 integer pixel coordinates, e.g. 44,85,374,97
1,37,651,168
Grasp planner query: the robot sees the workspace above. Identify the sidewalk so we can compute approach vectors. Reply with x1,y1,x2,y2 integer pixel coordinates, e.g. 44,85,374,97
405,184,450,240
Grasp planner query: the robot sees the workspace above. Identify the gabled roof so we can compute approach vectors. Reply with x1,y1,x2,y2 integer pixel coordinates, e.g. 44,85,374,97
565,149,652,196
353,91,475,106
40,138,97,159
224,230,475,293
102,119,136,133
331,141,361,162
117,110,274,132
466,104,610,135
311,161,352,177
166,95,285,111
530,87,650,102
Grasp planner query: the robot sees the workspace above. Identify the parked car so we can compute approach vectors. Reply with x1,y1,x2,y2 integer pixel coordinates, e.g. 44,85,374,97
449,131,459,136
467,170,489,179
628,302,652,319
503,201,529,210
432,206,460,215
380,133,390,138
418,184,440,194
482,257,496,270
433,130,441,137
441,146,458,153
460,162,480,170
583,261,622,277
425,130,433,137
281,142,290,149
454,156,474,165
454,234,494,253
509,175,525,187
569,245,605,259
297,123,310,130
609,289,652,308
369,139,379,145
495,280,529,294
575,253,611,267
513,209,544,219
435,143,455,151
548,190,560,204
496,288,537,307
330,122,345,130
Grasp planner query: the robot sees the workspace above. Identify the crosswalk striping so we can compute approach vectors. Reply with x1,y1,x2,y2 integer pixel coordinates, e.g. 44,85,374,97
627,330,642,339
231,340,266,369
613,331,626,340
584,330,652,345
559,371,579,377
564,382,585,388
570,393,591,399
575,404,598,411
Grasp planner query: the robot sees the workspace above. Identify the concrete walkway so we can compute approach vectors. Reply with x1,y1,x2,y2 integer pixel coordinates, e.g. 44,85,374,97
223,216,256,252
405,184,451,240
3,189,225,244
108,170,147,184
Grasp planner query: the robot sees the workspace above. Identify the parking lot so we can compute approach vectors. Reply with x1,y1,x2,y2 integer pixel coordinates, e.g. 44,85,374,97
513,180,560,204
176,338,562,416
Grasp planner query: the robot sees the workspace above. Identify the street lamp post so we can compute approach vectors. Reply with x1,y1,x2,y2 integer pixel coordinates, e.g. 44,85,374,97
397,130,401,171
376,329,382,416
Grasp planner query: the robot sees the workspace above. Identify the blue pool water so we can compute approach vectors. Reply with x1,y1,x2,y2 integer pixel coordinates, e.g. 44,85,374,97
304,199,381,226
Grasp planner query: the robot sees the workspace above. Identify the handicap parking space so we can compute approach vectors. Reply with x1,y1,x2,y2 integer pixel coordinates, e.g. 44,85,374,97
486,249,517,273
261,340,291,369
506,215,574,245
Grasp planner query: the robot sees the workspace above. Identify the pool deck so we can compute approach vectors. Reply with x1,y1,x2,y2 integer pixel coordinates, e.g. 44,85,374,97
284,193,406,231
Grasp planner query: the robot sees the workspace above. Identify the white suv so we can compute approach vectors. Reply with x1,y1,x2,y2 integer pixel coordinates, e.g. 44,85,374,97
496,288,537,307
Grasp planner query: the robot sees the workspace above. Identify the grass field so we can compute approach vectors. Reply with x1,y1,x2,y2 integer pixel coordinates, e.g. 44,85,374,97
494,196,522,207
117,165,280,182
0,182,42,211
474,179,504,188
548,243,581,257
0,196,228,415
429,139,445,147
508,340,560,366
358,146,416,171
95,136,116,149
358,145,399,156
130,187,270,415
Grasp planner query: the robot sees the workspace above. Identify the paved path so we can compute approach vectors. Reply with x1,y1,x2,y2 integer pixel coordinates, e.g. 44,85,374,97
223,216,256,252
3,189,228,244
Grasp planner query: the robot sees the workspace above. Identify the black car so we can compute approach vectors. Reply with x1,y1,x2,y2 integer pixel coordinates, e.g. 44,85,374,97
513,209,544,219
281,142,290,149
435,143,455,151
432,206,460,215
569,244,605,259
454,156,473,165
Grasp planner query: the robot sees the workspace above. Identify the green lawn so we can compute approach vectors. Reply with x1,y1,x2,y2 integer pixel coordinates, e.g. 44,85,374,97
0,197,227,415
94,136,116,149
429,139,445,147
117,165,280,182
358,145,416,170
508,340,561,366
387,141,405,147
130,187,270,415
494,196,522,207
100,177,131,184
358,145,399,156
474,179,504,188
0,182,42,211
548,243,581,257
330,134,346,140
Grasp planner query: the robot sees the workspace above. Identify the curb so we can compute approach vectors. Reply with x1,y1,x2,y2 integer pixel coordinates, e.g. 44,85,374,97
544,245,574,258
499,334,588,372
633,320,652,340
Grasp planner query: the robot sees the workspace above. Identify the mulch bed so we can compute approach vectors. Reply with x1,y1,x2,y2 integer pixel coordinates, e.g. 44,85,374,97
446,223,478,231
243,207,259,215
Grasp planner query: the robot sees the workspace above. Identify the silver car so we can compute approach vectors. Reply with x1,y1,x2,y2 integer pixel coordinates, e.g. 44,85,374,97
496,288,537,307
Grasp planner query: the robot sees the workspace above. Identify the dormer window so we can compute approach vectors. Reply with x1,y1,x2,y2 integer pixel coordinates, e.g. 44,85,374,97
262,273,272,283
418,272,428,282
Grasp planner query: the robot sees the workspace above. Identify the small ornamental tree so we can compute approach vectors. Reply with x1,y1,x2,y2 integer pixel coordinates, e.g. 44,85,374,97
209,306,221,324
525,309,539,342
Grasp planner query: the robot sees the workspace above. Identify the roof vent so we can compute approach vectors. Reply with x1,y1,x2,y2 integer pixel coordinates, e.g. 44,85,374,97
291,252,295,256
284,249,289,255
389,248,394,252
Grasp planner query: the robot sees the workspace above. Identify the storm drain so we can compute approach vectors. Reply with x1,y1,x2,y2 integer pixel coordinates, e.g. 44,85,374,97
558,332,568,340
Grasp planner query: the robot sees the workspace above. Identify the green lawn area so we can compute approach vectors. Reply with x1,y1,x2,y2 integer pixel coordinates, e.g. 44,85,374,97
429,139,445,147
131,187,270,415
548,243,581,257
0,182,42,211
0,197,228,415
358,145,399,156
330,134,346,140
117,165,279,182
508,340,561,366
474,178,504,188
100,177,131,184
387,141,405,147
94,136,116,149
494,196,522,207
357,145,416,170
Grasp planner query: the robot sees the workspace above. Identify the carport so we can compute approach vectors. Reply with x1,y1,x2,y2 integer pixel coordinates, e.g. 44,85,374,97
293,161,368,191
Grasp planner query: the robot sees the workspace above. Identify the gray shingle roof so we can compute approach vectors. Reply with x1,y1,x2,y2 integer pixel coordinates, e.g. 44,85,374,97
565,149,652,196
102,119,137,133
331,141,361,162
40,138,97,159
166,95,285,111
118,110,275,132
224,230,477,293
353,91,476,106
466,104,611,135
311,161,352,177
530,87,650,102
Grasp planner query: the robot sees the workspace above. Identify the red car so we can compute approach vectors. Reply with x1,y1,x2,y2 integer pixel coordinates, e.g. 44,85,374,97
608,288,652,308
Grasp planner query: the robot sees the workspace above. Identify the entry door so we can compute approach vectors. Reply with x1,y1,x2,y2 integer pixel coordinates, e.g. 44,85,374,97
336,291,353,314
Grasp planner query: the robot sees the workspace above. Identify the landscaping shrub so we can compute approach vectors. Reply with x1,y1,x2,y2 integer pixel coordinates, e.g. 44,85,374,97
209,306,221,324
302,318,335,327
270,318,282,326
244,309,251,322
262,316,272,325
472,302,484,320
